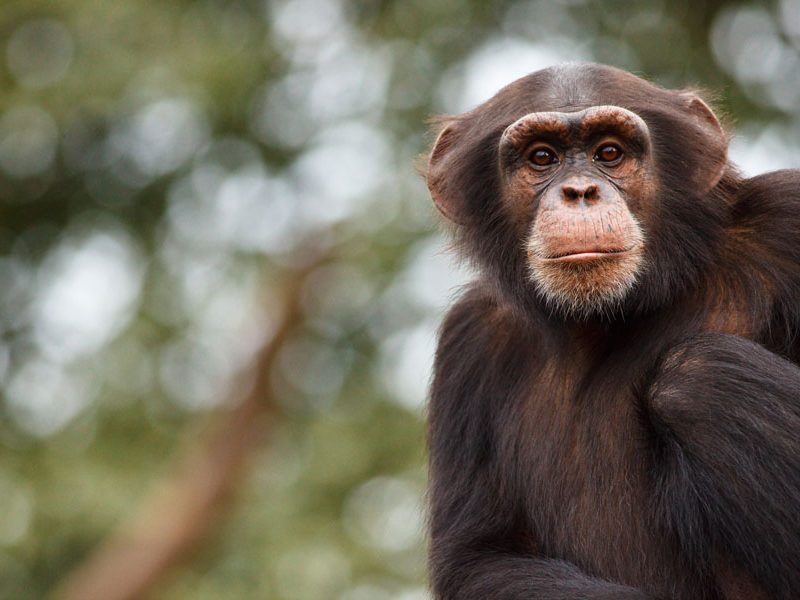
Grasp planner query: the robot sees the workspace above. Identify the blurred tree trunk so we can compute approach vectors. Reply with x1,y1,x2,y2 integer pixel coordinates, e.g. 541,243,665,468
48,261,317,600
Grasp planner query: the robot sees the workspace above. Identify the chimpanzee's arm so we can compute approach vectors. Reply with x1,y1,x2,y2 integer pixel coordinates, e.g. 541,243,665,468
647,332,800,599
428,289,657,600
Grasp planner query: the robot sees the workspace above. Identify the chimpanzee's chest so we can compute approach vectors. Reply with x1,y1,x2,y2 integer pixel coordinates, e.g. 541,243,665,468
515,360,710,596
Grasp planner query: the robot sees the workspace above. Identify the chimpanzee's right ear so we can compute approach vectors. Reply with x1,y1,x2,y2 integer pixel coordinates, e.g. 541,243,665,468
426,122,468,225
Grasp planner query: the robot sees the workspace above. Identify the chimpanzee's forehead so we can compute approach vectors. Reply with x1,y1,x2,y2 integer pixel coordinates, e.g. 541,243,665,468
500,63,656,115
542,64,605,108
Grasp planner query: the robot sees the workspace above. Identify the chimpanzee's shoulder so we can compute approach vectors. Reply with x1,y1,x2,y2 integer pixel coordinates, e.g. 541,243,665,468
731,169,800,263
735,169,800,221
431,281,536,425
436,281,533,367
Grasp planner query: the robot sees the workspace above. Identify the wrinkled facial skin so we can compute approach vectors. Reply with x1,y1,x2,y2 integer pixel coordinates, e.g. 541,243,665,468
498,106,656,317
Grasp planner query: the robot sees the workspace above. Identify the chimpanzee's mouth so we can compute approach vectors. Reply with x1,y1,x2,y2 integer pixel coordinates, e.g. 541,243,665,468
540,247,635,263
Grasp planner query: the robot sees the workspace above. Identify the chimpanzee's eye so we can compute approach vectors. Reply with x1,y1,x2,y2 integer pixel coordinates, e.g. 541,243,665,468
529,146,559,167
594,144,623,164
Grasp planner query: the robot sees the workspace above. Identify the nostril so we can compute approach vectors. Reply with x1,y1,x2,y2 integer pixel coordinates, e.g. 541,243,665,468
562,186,580,201
585,184,599,200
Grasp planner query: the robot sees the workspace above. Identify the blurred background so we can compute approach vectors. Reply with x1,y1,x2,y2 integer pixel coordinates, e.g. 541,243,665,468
0,0,798,598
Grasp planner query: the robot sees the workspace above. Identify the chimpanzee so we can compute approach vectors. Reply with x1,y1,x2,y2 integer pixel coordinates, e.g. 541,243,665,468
425,63,800,600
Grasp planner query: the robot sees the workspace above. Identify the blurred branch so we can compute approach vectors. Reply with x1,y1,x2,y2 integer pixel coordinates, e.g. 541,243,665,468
48,254,325,600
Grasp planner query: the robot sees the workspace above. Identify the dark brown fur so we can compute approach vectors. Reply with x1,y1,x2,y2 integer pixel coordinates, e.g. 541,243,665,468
426,64,800,599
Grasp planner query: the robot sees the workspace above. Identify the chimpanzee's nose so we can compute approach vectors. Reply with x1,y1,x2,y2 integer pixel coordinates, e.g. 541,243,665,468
562,182,599,203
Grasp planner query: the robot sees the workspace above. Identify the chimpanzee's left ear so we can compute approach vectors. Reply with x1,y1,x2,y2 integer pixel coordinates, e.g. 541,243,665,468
426,120,469,225
681,93,728,192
